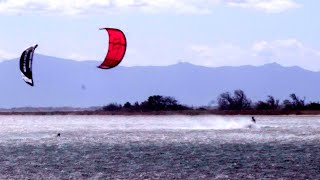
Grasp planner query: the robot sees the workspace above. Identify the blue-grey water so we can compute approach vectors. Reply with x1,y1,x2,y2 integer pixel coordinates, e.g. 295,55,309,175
0,115,319,179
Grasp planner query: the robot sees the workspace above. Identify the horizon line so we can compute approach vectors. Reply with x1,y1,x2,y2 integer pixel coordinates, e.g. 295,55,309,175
0,53,313,71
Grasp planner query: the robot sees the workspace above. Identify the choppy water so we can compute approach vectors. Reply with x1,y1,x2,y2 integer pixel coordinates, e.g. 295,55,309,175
0,115,319,179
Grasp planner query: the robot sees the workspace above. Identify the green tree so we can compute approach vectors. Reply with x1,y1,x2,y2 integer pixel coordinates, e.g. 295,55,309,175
283,93,305,110
140,95,189,111
123,102,132,109
102,103,122,111
255,95,280,110
217,90,252,110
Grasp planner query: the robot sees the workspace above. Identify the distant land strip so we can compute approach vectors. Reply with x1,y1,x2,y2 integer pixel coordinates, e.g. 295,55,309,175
0,110,320,116
2,92,320,116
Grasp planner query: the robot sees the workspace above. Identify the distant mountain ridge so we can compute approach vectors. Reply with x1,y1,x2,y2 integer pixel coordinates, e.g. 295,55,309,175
0,54,319,108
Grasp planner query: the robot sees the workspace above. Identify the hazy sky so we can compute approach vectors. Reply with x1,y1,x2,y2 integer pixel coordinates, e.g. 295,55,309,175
0,0,319,70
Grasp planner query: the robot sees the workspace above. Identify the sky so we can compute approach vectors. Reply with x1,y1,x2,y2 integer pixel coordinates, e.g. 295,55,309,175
0,0,320,71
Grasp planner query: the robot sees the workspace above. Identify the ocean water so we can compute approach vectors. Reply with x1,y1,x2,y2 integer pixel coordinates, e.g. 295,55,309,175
0,115,319,179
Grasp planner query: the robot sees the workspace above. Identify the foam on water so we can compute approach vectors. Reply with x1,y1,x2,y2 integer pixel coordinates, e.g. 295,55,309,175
0,115,254,132
0,115,319,142
1,115,320,179
0,115,254,141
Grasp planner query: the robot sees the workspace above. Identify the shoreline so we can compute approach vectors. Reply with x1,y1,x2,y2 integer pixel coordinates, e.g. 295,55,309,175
0,110,320,115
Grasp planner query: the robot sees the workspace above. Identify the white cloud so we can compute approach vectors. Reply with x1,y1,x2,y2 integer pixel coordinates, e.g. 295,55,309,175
0,0,300,15
0,50,15,61
187,39,320,71
67,53,95,61
252,39,320,70
227,0,300,13
0,0,220,15
187,43,258,67
189,45,215,58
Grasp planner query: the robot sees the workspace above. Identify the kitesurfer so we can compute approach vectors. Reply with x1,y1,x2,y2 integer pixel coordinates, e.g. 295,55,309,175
251,116,256,123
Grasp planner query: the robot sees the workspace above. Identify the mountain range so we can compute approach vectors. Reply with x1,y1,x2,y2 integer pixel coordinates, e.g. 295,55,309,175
0,54,319,108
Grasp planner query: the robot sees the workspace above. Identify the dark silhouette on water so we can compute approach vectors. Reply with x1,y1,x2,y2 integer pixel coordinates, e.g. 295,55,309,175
246,117,256,129
57,133,61,137
251,116,256,123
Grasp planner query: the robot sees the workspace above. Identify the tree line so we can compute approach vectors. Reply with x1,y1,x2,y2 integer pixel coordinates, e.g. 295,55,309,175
101,90,320,113
217,89,320,111
101,95,190,112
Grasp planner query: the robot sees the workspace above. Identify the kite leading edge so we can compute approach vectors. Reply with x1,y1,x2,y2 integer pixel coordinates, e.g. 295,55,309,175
20,44,38,86
98,28,127,69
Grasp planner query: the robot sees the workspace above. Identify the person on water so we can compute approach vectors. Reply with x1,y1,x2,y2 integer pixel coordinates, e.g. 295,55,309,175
57,133,61,137
251,116,256,123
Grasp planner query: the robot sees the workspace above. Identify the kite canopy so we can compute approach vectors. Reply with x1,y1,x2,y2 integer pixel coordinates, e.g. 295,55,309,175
98,28,127,69
20,44,38,86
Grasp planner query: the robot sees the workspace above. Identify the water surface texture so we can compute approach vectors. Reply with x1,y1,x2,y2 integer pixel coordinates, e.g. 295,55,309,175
0,115,319,179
